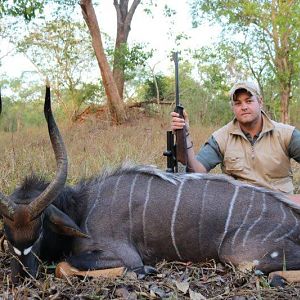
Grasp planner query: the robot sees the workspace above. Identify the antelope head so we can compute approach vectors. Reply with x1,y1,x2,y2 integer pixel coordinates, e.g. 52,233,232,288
0,84,68,283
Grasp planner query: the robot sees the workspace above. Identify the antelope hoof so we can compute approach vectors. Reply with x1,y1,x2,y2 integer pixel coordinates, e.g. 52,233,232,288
132,265,157,279
268,274,287,287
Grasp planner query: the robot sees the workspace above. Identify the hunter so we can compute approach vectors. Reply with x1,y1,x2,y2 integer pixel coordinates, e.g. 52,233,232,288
171,81,300,195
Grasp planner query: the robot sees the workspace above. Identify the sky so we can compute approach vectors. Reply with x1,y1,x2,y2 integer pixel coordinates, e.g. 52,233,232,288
1,1,221,78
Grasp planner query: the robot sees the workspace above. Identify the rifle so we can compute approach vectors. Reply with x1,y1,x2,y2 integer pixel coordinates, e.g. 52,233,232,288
163,52,188,173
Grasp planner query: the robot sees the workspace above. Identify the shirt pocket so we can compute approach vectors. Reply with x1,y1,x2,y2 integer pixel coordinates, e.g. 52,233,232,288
223,152,244,172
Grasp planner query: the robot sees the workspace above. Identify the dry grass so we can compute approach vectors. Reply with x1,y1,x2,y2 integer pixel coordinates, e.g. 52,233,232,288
0,109,218,193
0,111,170,192
1,109,300,298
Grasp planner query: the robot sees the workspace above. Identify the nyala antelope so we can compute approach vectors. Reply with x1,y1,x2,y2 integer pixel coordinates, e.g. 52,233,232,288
1,85,300,285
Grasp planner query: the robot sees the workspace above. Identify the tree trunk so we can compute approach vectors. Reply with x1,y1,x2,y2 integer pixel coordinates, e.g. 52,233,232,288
80,0,127,124
113,0,141,99
113,49,125,101
280,86,290,124
153,74,160,105
271,0,293,124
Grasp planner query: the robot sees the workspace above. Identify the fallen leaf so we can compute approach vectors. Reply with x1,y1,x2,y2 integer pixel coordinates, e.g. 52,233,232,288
175,280,190,294
189,289,207,300
149,284,168,298
115,287,130,298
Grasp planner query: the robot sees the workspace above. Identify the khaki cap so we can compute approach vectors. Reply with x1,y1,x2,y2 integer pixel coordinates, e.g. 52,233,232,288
229,81,261,101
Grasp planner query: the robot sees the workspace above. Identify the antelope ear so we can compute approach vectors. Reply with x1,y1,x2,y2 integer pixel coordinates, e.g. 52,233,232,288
44,205,89,238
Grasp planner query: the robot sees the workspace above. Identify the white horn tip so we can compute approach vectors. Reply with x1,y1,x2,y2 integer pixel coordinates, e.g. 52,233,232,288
46,77,50,88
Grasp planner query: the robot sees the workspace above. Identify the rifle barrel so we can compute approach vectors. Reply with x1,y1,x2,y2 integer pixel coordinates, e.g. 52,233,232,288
173,52,180,106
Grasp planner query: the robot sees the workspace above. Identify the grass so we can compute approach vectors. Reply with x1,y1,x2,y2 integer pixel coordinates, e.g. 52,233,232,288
0,108,217,193
1,108,300,298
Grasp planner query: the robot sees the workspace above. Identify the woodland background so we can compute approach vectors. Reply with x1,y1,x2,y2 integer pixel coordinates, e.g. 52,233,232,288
1,0,300,129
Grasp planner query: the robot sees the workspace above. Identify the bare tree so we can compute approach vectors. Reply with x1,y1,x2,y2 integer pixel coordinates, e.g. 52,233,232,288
80,0,127,124
113,0,141,99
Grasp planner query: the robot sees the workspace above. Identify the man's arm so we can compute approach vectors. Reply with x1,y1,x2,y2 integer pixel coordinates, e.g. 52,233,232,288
171,112,222,173
171,111,205,172
186,142,208,173
288,128,300,162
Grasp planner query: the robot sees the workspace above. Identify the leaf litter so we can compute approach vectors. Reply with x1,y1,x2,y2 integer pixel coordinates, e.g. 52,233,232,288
1,249,300,299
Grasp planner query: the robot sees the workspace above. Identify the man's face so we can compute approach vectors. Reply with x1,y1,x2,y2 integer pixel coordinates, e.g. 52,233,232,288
232,90,262,126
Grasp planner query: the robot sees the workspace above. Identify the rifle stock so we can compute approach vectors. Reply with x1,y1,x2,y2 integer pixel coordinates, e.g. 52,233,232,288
175,105,187,165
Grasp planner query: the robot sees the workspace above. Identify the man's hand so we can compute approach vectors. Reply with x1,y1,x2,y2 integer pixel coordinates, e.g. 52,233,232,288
171,111,189,131
171,111,208,174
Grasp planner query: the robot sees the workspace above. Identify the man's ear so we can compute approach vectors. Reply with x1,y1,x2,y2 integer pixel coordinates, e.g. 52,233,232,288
44,204,89,238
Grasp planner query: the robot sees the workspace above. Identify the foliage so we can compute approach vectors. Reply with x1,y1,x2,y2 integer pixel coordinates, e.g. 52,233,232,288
0,76,48,131
13,18,100,118
190,0,300,122
107,42,153,82
140,74,171,101
0,0,44,21
137,59,235,126
0,0,78,21
0,74,105,130
1,100,45,132
178,60,233,125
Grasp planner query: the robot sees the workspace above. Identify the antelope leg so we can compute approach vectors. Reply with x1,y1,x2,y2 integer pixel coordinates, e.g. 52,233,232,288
65,247,146,272
269,270,300,283
66,249,124,270
55,261,124,278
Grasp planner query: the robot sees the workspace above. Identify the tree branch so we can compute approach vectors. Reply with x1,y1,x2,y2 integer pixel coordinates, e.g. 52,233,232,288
125,0,141,30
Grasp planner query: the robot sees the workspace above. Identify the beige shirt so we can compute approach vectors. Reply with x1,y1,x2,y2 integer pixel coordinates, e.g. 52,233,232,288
213,112,295,193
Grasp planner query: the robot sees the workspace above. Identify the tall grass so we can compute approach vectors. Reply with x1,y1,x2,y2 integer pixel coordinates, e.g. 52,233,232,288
1,108,300,297
0,109,214,193
1,108,300,194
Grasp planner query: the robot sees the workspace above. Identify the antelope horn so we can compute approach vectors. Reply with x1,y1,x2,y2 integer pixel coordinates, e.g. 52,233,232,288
0,88,2,115
0,90,15,219
0,193,15,220
29,80,68,219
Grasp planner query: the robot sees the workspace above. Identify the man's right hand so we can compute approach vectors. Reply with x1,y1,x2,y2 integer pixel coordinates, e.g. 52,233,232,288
171,111,189,131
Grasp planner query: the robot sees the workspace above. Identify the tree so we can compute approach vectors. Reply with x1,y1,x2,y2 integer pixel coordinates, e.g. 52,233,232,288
80,0,127,124
2,0,157,125
140,74,170,103
112,0,141,100
0,0,44,21
0,0,77,20
190,0,300,123
80,0,155,124
13,19,101,119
